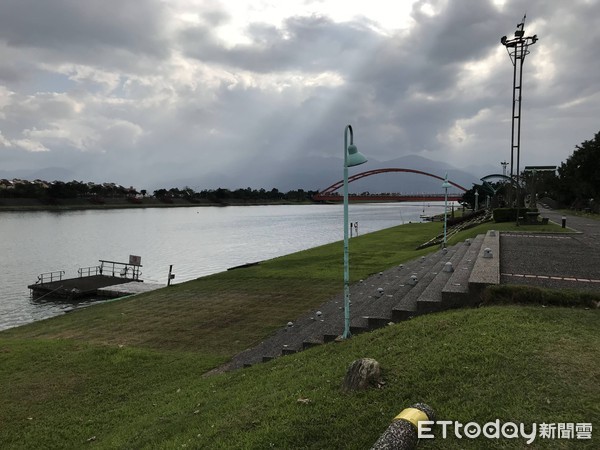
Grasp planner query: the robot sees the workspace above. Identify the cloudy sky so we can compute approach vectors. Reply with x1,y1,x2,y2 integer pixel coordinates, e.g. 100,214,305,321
0,0,599,190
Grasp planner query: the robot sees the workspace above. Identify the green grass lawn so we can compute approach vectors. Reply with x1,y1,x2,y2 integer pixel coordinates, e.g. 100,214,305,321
1,221,445,355
1,219,596,449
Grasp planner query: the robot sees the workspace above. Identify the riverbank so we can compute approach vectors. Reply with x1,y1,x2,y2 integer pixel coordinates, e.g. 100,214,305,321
0,197,314,212
1,219,597,448
1,203,438,331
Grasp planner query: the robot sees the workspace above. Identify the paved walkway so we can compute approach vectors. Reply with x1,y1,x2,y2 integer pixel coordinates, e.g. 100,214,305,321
500,206,600,292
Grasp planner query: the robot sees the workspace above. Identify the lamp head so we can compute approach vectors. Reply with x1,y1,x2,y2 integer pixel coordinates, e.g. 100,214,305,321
346,144,368,167
441,173,451,189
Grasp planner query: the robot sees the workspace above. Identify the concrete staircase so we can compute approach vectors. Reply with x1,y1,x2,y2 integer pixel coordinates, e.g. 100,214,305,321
223,230,500,371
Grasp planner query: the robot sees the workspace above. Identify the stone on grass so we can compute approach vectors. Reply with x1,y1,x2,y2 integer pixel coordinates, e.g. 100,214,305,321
342,358,383,392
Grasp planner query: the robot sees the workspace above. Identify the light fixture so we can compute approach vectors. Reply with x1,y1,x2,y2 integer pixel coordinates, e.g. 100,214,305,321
342,124,367,339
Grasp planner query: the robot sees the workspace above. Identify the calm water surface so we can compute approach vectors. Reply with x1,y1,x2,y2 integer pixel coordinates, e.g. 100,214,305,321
0,202,451,330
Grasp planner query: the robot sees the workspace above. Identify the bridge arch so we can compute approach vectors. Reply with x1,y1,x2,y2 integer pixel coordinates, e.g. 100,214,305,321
480,173,522,190
314,168,468,201
480,173,517,184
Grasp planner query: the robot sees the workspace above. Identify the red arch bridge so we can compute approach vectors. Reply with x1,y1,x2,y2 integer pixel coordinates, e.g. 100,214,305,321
313,168,468,202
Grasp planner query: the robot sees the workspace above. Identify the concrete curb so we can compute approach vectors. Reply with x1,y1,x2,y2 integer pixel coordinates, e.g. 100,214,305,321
468,230,500,302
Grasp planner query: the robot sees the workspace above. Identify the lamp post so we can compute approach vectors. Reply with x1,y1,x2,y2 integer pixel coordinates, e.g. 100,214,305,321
441,173,451,248
342,124,368,339
475,189,479,211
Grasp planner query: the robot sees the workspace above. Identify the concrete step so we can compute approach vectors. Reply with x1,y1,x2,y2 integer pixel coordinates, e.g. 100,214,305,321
351,251,447,314
468,230,501,301
224,305,338,368
415,241,471,314
354,246,458,326
392,243,464,321
227,238,489,370
281,346,297,356
249,246,462,363
442,234,485,308
301,332,338,350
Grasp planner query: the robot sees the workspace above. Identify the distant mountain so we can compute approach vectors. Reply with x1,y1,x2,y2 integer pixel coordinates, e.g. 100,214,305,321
180,154,480,194
4,154,484,194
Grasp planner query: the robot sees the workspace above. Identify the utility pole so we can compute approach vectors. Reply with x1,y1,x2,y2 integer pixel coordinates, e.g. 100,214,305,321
501,15,538,206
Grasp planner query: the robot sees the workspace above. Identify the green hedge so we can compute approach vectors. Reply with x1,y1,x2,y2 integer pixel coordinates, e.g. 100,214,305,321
493,207,537,222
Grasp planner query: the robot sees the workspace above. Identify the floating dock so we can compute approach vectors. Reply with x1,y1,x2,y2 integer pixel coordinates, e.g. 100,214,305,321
29,275,137,299
28,258,165,300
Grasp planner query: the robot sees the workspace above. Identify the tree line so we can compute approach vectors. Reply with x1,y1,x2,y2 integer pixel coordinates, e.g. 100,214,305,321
0,180,142,199
461,130,600,213
0,179,318,203
3,130,598,209
153,187,318,202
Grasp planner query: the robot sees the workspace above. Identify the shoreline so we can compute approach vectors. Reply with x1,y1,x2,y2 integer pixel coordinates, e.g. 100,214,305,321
0,197,315,212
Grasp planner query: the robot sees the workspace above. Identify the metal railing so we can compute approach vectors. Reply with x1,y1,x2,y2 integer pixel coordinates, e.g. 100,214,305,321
78,266,101,277
36,270,65,285
98,260,142,280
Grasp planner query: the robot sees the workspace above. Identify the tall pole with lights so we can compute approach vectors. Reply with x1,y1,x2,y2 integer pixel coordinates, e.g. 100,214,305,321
342,125,367,339
501,15,538,207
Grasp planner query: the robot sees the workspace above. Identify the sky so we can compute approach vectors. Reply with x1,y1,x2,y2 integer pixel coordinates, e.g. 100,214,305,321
0,0,599,191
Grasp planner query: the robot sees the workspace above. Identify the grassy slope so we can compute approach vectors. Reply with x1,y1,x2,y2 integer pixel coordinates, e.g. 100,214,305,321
1,220,595,449
1,222,445,355
1,307,597,449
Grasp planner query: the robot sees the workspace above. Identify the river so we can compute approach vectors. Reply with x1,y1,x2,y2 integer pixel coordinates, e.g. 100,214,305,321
0,202,452,330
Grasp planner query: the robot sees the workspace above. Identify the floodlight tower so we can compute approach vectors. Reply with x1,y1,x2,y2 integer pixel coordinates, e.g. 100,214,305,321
501,15,538,204
501,160,509,177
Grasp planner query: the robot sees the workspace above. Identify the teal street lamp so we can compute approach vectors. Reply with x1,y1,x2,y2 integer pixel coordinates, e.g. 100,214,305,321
342,124,367,339
441,172,451,248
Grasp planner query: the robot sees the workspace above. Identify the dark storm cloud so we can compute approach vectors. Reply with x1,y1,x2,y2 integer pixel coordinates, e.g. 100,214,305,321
0,0,170,66
181,14,383,73
418,0,508,64
0,0,599,189
350,0,599,164
509,0,600,103
356,0,510,99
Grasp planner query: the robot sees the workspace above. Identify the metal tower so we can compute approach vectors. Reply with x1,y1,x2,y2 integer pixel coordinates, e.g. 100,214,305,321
501,160,509,177
501,15,538,199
